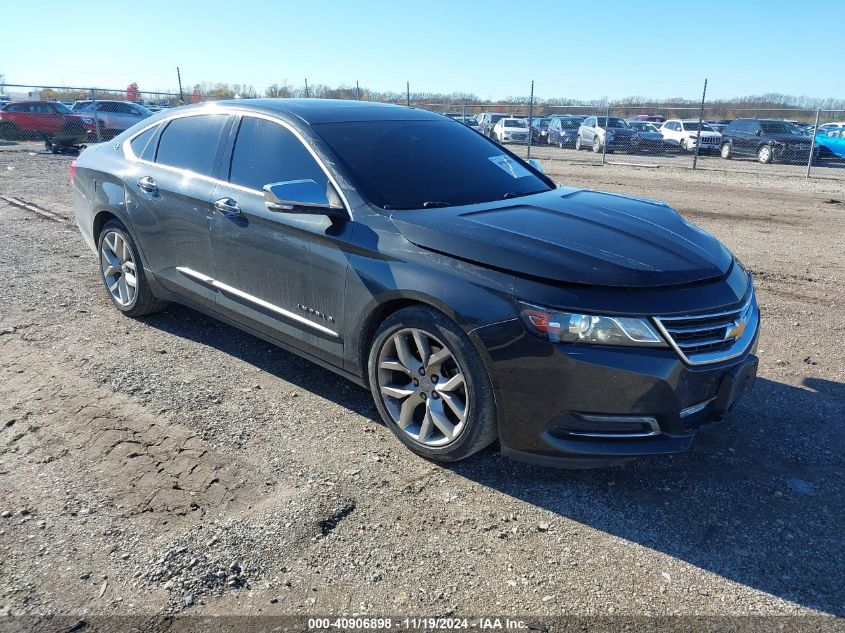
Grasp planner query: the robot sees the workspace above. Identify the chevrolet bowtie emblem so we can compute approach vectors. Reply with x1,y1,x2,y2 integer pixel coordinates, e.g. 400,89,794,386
725,319,747,340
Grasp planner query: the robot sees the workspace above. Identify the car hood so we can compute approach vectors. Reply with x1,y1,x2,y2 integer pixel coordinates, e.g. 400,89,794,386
390,187,732,288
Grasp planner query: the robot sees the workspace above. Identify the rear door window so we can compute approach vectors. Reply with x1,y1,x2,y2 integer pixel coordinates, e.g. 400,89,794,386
228,116,328,192
155,114,229,177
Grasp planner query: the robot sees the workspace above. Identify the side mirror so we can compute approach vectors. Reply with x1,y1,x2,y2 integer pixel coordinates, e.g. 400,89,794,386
263,179,346,219
527,159,544,174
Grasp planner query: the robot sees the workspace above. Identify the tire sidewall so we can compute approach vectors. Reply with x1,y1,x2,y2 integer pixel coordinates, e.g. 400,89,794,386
367,307,497,462
721,143,731,159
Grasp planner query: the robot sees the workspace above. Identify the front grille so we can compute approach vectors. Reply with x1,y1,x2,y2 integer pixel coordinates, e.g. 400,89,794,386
700,137,719,144
654,293,757,365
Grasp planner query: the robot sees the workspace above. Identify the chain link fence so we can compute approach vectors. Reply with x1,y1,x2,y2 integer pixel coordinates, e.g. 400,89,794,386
1,81,843,179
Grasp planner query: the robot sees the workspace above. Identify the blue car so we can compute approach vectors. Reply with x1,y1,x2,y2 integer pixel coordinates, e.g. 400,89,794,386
546,116,582,148
815,123,845,158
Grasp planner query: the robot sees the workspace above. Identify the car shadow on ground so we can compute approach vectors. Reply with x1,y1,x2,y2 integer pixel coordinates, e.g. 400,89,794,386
145,305,844,616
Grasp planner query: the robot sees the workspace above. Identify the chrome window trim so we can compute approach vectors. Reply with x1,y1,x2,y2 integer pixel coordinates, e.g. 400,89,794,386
175,267,339,337
121,107,353,219
653,290,758,366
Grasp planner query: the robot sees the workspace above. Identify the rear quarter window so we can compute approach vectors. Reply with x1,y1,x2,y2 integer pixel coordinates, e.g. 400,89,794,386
155,114,229,176
129,125,159,161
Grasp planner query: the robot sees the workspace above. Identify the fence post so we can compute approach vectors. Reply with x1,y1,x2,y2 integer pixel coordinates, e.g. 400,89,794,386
807,108,821,178
90,89,102,143
602,103,610,165
304,79,309,98
527,81,534,160
406,82,410,108
356,81,360,101
692,78,708,170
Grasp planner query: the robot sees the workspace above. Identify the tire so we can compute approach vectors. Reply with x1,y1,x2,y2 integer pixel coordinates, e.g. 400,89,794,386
575,136,582,151
97,219,168,317
757,144,773,164
558,138,564,149
721,143,732,159
681,139,689,152
367,305,498,463
592,136,602,153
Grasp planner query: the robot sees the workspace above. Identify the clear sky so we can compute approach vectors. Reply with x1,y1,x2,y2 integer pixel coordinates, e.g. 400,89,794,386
3,0,843,101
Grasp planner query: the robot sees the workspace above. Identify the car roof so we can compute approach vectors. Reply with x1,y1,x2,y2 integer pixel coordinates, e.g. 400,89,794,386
212,98,445,124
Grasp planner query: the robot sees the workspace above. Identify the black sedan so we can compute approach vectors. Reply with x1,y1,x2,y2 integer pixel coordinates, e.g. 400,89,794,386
71,99,760,467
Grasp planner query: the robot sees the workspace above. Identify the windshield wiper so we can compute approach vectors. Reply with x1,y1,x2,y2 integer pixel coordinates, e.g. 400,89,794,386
503,189,547,200
383,201,454,211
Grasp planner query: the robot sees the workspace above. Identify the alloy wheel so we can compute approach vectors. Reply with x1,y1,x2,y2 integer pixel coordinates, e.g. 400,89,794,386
100,230,137,307
377,328,469,447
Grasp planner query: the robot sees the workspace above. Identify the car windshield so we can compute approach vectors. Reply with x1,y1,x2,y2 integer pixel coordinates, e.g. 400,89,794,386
490,114,508,124
53,102,72,114
682,121,715,132
596,117,629,129
559,119,580,129
533,118,551,128
314,120,551,210
760,121,803,135
502,119,527,128
630,122,656,131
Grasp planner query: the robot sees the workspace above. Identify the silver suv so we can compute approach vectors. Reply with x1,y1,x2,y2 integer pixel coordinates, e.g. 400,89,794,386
71,100,152,137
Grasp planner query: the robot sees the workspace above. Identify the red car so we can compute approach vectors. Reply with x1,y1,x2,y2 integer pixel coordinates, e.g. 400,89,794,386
0,101,97,143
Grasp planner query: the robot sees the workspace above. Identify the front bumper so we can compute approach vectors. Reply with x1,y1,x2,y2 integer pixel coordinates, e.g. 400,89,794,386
477,317,760,468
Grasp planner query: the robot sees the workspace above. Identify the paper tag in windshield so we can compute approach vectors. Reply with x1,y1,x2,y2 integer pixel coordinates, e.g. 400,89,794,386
488,155,532,179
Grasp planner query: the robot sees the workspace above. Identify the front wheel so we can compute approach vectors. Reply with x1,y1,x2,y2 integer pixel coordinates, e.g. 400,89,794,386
721,143,732,159
592,136,602,153
757,144,773,164
98,220,168,317
368,306,497,462
575,136,582,151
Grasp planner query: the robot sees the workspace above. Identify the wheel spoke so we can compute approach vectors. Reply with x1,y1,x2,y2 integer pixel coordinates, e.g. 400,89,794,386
379,359,410,375
428,399,456,441
103,264,121,279
124,272,137,288
412,330,431,366
435,373,464,393
394,333,421,373
440,391,467,423
380,383,414,400
398,396,419,429
426,347,451,371
417,409,433,442
117,276,129,304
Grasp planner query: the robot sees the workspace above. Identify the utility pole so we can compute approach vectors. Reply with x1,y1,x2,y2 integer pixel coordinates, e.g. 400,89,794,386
304,78,309,98
176,67,184,104
406,82,410,108
692,78,708,170
356,81,360,101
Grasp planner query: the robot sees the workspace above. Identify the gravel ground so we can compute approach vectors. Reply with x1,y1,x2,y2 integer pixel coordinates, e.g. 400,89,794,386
0,145,843,622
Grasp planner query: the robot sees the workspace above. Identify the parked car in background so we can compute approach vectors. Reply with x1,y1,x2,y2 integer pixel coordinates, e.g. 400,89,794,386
547,116,581,148
71,99,759,466
531,117,552,143
455,115,482,133
492,117,529,144
576,116,638,153
628,120,666,152
0,100,96,143
660,119,722,153
707,122,729,134
719,119,814,164
814,123,845,159
71,100,153,138
477,112,510,138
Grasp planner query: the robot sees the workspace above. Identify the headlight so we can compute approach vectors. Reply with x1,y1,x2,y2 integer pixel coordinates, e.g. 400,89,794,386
518,302,667,347
81,116,94,124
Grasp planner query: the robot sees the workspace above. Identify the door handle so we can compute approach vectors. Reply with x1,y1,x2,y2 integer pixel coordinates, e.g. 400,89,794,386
138,176,158,193
213,197,241,217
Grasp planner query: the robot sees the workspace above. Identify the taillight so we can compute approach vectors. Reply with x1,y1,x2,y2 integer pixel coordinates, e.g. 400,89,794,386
69,160,76,185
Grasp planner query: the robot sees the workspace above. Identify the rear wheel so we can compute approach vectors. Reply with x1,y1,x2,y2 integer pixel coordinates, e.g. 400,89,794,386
721,143,732,159
757,144,773,164
592,136,602,153
98,220,167,317
575,136,582,151
368,306,497,463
